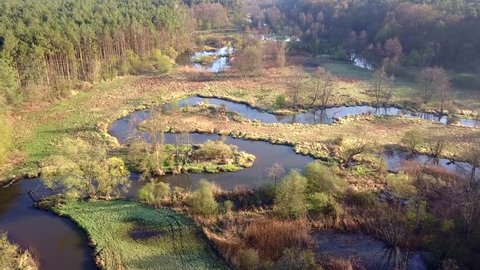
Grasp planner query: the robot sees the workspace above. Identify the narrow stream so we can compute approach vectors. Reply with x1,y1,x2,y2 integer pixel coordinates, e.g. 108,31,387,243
0,95,477,270
178,96,479,128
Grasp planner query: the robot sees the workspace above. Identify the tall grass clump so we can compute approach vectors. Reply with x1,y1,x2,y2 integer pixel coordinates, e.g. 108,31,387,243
244,219,312,261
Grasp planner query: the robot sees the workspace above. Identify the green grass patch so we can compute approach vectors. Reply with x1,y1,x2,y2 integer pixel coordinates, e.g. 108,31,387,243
53,200,229,270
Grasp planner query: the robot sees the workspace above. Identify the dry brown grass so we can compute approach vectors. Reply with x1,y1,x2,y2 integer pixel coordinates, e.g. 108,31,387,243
202,215,313,268
318,256,361,270
244,218,312,260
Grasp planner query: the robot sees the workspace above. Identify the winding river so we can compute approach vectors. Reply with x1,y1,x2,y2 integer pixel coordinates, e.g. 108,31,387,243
1,95,478,269
178,96,479,128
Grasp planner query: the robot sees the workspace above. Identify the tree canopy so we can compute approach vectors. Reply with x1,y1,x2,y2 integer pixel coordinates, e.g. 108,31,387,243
0,0,194,102
257,0,480,72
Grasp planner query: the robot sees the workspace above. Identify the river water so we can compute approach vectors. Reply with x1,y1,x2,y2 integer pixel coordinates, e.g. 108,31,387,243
180,96,478,127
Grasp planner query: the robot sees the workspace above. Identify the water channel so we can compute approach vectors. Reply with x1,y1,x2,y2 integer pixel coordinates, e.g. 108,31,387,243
1,95,477,269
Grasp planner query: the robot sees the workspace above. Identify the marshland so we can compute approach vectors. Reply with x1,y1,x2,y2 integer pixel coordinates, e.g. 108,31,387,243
1,1,480,270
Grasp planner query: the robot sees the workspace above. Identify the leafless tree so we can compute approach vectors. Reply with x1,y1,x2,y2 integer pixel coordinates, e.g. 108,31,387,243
425,138,445,161
367,66,395,107
416,67,451,113
232,43,263,74
309,67,334,107
264,41,286,68
266,163,285,185
286,66,306,108
383,37,403,65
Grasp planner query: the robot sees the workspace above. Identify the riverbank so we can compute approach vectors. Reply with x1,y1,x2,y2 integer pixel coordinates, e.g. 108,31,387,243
0,232,38,270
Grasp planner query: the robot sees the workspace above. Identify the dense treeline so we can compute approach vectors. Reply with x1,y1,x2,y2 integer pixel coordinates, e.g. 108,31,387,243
258,0,480,73
187,0,250,30
0,0,194,103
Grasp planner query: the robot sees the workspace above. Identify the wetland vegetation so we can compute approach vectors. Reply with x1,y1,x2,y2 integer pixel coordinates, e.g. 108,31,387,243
1,0,480,270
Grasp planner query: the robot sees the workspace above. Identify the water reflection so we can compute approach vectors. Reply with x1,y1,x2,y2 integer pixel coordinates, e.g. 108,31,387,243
177,47,234,73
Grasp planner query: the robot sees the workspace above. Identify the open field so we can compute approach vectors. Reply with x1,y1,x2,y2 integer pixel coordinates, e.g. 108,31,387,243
51,200,228,270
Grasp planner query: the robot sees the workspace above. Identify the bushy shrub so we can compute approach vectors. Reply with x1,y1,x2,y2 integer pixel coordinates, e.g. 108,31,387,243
344,191,376,207
275,170,308,219
303,162,345,195
307,192,338,218
150,49,172,73
222,200,234,214
193,140,235,162
401,130,424,153
253,182,276,206
0,232,37,270
42,138,130,199
137,181,171,207
190,179,218,215
275,95,287,109
126,49,172,74
386,173,417,199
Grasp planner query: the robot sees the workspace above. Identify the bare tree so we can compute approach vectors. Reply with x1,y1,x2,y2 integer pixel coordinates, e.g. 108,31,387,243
142,106,167,178
383,37,403,65
192,3,230,30
367,66,395,107
266,163,285,185
369,204,410,270
337,139,373,168
402,162,435,232
232,43,263,75
416,67,450,113
309,67,334,107
264,41,286,68
458,145,480,238
425,138,445,161
286,66,306,108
